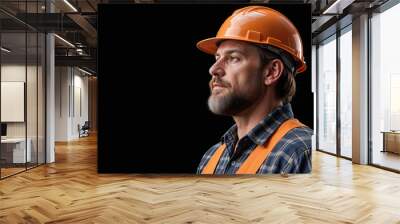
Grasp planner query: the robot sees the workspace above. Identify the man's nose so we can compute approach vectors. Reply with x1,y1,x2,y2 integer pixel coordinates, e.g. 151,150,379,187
209,59,225,77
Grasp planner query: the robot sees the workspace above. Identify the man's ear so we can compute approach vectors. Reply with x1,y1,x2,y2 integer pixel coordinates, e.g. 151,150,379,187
263,59,284,86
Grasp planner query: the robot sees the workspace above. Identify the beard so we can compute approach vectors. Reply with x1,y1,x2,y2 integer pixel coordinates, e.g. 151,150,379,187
208,90,254,116
208,77,263,116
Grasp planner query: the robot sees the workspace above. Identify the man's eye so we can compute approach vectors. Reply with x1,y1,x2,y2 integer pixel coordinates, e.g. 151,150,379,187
229,56,240,62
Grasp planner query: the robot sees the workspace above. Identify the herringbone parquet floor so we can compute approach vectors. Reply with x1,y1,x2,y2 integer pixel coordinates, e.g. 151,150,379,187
1,134,400,223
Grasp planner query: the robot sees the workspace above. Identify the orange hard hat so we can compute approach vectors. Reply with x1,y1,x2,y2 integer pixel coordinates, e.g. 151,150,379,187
196,6,306,74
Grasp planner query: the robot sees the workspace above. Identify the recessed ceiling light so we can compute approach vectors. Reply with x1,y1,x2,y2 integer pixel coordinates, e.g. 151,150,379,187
63,0,78,12
322,0,354,15
1,47,11,53
54,34,75,48
77,67,93,76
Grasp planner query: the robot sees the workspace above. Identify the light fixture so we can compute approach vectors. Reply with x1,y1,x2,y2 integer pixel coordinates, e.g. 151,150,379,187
76,48,86,56
77,67,93,76
54,34,75,48
63,0,78,12
322,0,355,15
323,0,341,14
1,47,11,53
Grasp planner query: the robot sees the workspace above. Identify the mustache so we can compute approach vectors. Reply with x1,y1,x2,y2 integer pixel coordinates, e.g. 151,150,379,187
209,77,230,88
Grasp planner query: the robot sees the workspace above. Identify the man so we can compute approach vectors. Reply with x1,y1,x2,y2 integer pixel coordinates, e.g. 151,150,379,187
196,6,313,174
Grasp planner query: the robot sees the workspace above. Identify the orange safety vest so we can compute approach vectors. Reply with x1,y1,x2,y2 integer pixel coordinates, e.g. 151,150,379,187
201,118,305,174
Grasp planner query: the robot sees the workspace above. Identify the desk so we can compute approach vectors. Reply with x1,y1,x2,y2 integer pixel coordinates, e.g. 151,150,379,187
1,138,32,163
381,131,400,154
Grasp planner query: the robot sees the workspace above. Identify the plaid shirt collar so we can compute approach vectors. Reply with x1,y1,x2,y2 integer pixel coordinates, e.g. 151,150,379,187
220,103,294,146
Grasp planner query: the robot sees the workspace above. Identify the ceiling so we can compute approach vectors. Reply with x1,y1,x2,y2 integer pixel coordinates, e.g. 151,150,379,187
0,0,393,74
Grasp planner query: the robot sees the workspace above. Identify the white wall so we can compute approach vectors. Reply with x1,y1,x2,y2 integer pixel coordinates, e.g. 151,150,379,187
73,72,89,137
1,64,25,81
1,63,46,164
1,66,26,134
55,66,89,141
1,65,38,137
55,66,69,141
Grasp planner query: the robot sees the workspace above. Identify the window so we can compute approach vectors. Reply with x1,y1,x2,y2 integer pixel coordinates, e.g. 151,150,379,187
317,35,337,154
371,2,400,171
339,28,352,158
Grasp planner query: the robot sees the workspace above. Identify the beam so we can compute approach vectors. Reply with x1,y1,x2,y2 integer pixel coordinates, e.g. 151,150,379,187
55,55,96,71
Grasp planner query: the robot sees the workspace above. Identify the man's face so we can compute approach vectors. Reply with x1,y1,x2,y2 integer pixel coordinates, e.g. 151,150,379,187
208,40,266,116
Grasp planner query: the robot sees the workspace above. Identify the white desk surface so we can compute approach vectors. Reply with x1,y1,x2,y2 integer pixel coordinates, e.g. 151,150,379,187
1,138,28,144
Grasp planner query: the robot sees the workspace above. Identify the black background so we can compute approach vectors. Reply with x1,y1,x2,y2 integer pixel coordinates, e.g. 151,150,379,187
98,3,312,173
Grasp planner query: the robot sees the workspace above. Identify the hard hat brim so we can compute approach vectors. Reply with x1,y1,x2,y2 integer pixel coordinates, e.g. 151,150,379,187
196,37,307,74
296,63,307,74
196,37,244,55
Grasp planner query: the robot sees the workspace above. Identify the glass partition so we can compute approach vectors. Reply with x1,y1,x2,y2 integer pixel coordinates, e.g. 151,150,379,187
317,35,337,155
1,31,28,177
0,1,46,179
339,27,352,158
371,3,400,171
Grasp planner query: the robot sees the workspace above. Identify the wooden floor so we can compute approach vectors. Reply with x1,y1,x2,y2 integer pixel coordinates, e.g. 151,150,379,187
1,135,400,223
1,163,43,178
372,151,400,171
0,167,26,178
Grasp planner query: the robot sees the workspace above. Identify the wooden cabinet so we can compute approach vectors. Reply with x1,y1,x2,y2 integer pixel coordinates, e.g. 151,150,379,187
382,131,400,154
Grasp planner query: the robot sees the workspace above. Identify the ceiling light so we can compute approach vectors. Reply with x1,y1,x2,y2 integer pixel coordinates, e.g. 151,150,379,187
1,47,11,53
322,0,355,15
63,0,78,12
323,0,341,14
54,34,75,48
77,67,92,76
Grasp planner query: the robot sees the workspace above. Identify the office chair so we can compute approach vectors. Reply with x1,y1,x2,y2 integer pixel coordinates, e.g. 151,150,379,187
79,121,90,138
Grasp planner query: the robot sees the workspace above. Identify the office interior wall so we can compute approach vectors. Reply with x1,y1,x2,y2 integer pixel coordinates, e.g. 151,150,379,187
0,8,47,176
1,82,25,122
1,66,25,138
1,65,40,138
1,63,45,166
55,66,89,141
73,71,88,137
55,66,69,141
0,44,27,176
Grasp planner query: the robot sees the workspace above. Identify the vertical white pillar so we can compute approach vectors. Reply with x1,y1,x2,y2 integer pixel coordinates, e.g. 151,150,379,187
46,1,55,163
352,14,369,164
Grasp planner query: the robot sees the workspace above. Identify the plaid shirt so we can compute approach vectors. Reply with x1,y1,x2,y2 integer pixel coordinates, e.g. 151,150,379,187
197,103,313,174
